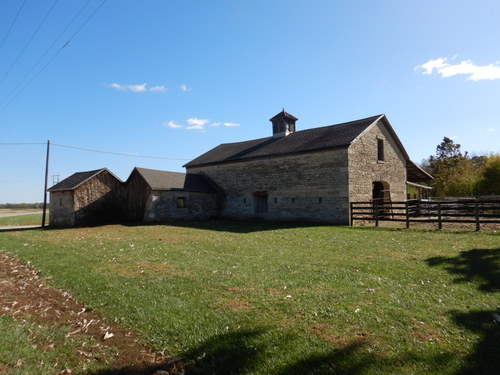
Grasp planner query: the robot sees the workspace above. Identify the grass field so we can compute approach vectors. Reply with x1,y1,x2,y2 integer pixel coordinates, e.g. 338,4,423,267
0,221,498,374
0,213,46,226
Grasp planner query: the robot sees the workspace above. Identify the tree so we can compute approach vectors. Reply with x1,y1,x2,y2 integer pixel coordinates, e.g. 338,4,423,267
426,137,481,197
475,154,500,195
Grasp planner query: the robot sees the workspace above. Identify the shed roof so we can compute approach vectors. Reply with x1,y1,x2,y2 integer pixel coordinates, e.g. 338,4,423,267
185,114,383,168
48,168,121,192
131,167,217,193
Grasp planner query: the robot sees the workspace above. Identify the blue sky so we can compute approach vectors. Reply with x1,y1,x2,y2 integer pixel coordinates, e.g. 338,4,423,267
0,0,499,203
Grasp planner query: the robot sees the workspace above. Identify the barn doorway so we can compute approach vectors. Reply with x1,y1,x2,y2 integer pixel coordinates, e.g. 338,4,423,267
253,191,268,218
372,181,390,202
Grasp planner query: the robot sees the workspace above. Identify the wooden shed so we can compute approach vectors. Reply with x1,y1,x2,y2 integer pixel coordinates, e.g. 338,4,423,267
48,168,124,227
124,167,219,222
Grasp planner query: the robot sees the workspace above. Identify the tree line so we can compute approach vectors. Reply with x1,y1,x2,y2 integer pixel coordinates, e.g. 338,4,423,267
421,137,499,197
0,203,44,209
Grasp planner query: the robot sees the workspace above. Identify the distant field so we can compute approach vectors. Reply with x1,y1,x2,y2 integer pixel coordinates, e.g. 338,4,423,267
0,221,498,374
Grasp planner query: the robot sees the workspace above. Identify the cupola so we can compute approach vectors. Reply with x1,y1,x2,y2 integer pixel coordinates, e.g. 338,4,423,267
269,109,298,138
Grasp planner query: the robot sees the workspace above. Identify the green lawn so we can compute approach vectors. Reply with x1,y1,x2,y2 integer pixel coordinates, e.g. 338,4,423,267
0,213,46,226
0,221,498,374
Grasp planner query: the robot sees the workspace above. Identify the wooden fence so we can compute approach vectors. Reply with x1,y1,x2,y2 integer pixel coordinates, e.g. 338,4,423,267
350,198,500,230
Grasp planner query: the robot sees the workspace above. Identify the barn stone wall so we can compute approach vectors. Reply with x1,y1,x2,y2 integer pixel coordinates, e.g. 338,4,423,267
187,148,350,224
73,170,124,226
348,119,407,203
49,190,75,227
143,190,217,222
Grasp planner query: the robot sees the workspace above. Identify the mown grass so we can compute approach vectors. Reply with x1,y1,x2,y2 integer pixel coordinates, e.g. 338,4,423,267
0,213,45,226
0,221,498,374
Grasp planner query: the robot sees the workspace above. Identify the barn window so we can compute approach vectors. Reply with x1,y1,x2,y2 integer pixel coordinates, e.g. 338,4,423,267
243,198,246,203
318,197,322,203
377,139,384,162
176,197,186,208
274,197,278,203
292,197,295,203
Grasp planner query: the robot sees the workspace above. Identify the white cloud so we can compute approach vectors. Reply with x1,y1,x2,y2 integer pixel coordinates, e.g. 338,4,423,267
180,84,191,92
487,127,495,132
186,117,210,130
450,136,458,140
109,82,126,91
127,83,147,92
150,85,167,92
223,122,240,127
164,117,240,132
415,57,500,81
107,82,167,92
164,121,183,129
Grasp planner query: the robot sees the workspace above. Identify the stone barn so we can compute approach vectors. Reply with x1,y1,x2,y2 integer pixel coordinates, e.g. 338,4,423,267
124,167,219,222
184,111,432,224
48,168,124,227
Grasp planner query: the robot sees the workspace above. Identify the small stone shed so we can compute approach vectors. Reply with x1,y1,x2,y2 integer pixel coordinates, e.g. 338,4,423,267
48,168,124,227
124,167,219,222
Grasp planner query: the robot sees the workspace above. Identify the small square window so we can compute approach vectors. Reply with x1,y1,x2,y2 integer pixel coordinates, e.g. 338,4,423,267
377,139,384,162
176,197,186,208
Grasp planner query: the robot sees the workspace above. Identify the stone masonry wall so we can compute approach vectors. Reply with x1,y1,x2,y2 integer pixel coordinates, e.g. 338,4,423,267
143,191,217,222
348,119,407,203
73,171,124,225
187,148,350,224
49,191,75,227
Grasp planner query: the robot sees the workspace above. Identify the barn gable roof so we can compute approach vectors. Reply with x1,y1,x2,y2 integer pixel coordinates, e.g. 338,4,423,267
184,114,382,168
131,167,217,193
48,168,121,192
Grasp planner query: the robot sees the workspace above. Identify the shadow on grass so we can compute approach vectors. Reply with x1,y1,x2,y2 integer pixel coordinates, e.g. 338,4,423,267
451,310,500,375
426,248,500,374
426,248,500,292
121,219,330,234
89,330,460,375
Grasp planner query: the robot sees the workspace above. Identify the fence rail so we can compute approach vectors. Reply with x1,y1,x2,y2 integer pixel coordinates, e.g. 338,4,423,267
350,198,500,231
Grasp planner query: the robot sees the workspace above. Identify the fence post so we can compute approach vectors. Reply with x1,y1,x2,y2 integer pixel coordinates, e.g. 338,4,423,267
475,199,480,231
350,202,353,227
405,201,410,229
374,201,379,227
438,203,442,230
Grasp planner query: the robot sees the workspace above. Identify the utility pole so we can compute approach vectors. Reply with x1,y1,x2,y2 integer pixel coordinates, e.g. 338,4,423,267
42,140,50,227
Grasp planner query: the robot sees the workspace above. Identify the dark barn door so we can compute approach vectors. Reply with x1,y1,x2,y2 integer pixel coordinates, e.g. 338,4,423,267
253,191,268,218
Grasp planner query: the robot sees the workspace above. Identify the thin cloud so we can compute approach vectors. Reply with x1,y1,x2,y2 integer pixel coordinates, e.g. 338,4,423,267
415,57,500,81
127,83,147,93
180,84,191,92
164,121,182,129
107,82,167,92
150,85,167,92
486,128,495,132
164,117,240,131
186,118,210,130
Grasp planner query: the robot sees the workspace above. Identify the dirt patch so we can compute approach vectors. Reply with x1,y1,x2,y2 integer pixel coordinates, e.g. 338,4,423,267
0,253,182,374
411,321,444,342
223,299,253,311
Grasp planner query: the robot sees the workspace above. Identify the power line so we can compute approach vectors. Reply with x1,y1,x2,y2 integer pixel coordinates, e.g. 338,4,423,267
0,0,59,87
0,141,192,161
0,0,92,110
0,0,27,54
0,0,108,113
52,142,191,161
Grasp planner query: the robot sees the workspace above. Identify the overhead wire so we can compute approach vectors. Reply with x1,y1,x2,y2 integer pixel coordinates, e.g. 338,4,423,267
0,0,92,110
0,141,192,161
0,0,59,87
0,0,28,54
0,0,108,113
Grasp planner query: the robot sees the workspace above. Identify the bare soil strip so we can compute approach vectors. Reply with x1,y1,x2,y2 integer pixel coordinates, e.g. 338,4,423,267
0,253,182,374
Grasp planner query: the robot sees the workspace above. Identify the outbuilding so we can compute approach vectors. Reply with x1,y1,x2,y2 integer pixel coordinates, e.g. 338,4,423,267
48,168,124,227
